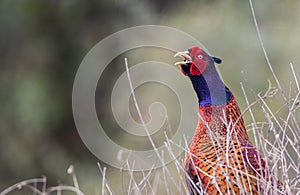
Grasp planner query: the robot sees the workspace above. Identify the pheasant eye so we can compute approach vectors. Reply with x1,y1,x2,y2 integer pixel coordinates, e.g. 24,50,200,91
197,54,203,59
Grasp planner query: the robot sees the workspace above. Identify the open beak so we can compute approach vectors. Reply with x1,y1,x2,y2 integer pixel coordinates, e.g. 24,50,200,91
174,51,192,66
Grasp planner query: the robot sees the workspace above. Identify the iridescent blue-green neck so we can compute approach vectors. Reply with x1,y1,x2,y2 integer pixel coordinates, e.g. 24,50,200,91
187,72,231,106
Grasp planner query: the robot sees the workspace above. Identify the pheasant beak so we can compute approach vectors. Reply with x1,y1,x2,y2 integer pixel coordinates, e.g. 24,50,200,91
174,51,192,66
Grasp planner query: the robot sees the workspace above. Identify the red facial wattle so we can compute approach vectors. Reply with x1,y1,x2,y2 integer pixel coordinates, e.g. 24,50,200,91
189,60,207,76
189,47,208,76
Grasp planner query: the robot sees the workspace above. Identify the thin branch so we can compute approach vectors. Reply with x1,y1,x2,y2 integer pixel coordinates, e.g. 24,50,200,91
0,178,45,195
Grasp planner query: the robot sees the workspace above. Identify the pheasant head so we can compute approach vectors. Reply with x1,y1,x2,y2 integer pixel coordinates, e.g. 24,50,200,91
174,46,222,76
174,46,229,106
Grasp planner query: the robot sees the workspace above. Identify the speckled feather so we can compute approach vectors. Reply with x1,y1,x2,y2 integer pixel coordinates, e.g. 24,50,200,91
185,91,284,195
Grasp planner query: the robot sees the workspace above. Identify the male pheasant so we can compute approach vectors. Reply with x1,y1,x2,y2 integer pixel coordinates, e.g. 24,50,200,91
174,46,285,194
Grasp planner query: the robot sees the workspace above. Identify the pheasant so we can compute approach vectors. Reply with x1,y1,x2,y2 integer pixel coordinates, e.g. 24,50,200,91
174,46,285,194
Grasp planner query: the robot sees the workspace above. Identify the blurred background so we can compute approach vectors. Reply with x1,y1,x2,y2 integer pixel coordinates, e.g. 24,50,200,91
1,0,300,194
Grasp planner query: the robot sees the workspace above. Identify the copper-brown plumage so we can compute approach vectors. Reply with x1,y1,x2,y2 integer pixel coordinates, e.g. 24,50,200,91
174,46,285,194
